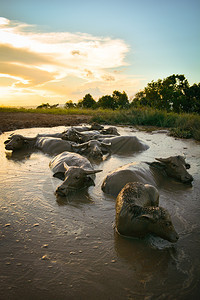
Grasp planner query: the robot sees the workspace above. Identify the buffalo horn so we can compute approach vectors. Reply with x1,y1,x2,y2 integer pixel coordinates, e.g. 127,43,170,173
73,141,89,148
84,169,102,175
100,142,111,148
63,162,69,171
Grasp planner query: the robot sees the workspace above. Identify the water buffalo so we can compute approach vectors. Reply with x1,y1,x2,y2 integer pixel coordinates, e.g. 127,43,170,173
49,151,102,196
62,128,115,143
4,134,75,155
62,128,85,143
102,156,193,197
100,127,120,136
72,140,111,161
70,123,104,132
115,182,179,243
100,136,149,154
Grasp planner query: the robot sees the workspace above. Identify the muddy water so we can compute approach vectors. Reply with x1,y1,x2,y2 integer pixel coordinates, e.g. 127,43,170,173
0,126,199,300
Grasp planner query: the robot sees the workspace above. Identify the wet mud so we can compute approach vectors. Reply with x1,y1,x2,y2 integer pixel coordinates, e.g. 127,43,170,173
0,126,200,299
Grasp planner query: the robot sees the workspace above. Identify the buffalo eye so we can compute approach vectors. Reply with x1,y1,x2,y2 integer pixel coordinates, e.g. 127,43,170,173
171,163,177,168
165,222,171,227
75,176,80,180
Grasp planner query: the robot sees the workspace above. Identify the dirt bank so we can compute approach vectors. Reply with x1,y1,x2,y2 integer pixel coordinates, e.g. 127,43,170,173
0,112,92,133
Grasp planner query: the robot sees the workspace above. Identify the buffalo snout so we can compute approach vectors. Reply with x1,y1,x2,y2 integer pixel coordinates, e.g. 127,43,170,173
181,173,193,184
169,231,179,243
56,186,73,196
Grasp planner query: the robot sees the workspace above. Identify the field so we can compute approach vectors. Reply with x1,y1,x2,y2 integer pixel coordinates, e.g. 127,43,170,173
0,106,200,141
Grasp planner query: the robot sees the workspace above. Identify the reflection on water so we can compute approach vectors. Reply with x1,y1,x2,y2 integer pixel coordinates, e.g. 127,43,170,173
5,148,34,162
55,191,94,207
0,126,200,299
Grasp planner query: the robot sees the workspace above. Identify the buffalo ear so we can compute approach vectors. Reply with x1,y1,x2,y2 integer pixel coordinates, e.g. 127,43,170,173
149,161,166,170
53,172,65,181
185,163,190,169
87,177,95,186
137,214,155,222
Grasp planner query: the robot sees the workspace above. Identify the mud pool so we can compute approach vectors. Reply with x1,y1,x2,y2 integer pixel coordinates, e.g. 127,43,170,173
0,126,200,300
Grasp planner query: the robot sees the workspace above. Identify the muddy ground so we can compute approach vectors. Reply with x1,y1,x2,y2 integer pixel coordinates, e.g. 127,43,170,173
0,112,92,133
0,125,199,299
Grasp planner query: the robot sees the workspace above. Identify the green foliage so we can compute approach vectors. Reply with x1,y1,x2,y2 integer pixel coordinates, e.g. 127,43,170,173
97,95,115,109
131,74,200,114
79,94,96,108
1,106,200,140
96,90,129,109
169,128,192,139
112,90,129,109
65,90,129,110
64,100,76,109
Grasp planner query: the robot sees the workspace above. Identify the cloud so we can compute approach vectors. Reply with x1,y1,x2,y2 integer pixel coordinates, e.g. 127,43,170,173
0,44,55,65
101,74,115,82
0,62,57,87
0,17,142,105
84,69,95,79
71,50,82,56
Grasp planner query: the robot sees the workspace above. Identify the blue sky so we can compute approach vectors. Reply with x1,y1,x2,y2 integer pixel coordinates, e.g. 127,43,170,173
0,0,199,106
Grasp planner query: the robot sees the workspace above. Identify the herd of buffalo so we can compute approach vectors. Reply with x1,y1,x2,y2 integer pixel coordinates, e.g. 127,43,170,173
4,123,194,243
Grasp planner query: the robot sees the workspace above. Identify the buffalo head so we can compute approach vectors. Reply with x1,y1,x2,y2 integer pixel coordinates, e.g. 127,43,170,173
4,134,26,151
155,155,193,184
143,207,179,243
62,128,82,143
72,140,111,160
90,123,104,131
100,127,120,136
55,162,102,196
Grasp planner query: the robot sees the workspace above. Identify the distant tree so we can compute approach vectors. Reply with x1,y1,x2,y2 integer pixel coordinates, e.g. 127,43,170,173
97,95,116,109
36,103,59,109
64,100,76,109
184,83,200,114
131,74,200,113
81,94,96,108
37,103,50,109
77,99,83,108
49,104,59,109
112,90,129,109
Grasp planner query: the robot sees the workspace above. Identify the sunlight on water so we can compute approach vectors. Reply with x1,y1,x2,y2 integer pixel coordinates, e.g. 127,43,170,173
0,126,200,299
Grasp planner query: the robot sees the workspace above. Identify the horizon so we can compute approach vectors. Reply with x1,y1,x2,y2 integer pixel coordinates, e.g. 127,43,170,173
0,0,199,107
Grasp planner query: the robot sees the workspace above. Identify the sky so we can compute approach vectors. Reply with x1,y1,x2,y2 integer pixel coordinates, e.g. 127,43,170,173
0,0,199,107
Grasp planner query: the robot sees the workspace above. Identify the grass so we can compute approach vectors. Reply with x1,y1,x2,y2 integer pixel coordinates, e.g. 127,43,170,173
0,106,200,141
0,106,93,116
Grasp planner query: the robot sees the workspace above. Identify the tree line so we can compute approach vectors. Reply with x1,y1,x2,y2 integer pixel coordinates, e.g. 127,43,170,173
37,74,200,114
65,90,130,110
132,74,200,113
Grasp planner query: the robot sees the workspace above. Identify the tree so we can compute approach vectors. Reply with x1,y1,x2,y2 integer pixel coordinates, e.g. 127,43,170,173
112,91,129,109
49,104,59,109
131,74,200,113
81,94,96,108
36,103,59,109
184,83,200,113
37,103,50,109
64,100,76,109
97,95,116,109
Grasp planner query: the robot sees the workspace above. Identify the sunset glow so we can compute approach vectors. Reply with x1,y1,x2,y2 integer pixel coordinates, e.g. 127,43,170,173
0,0,199,107
0,17,139,106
